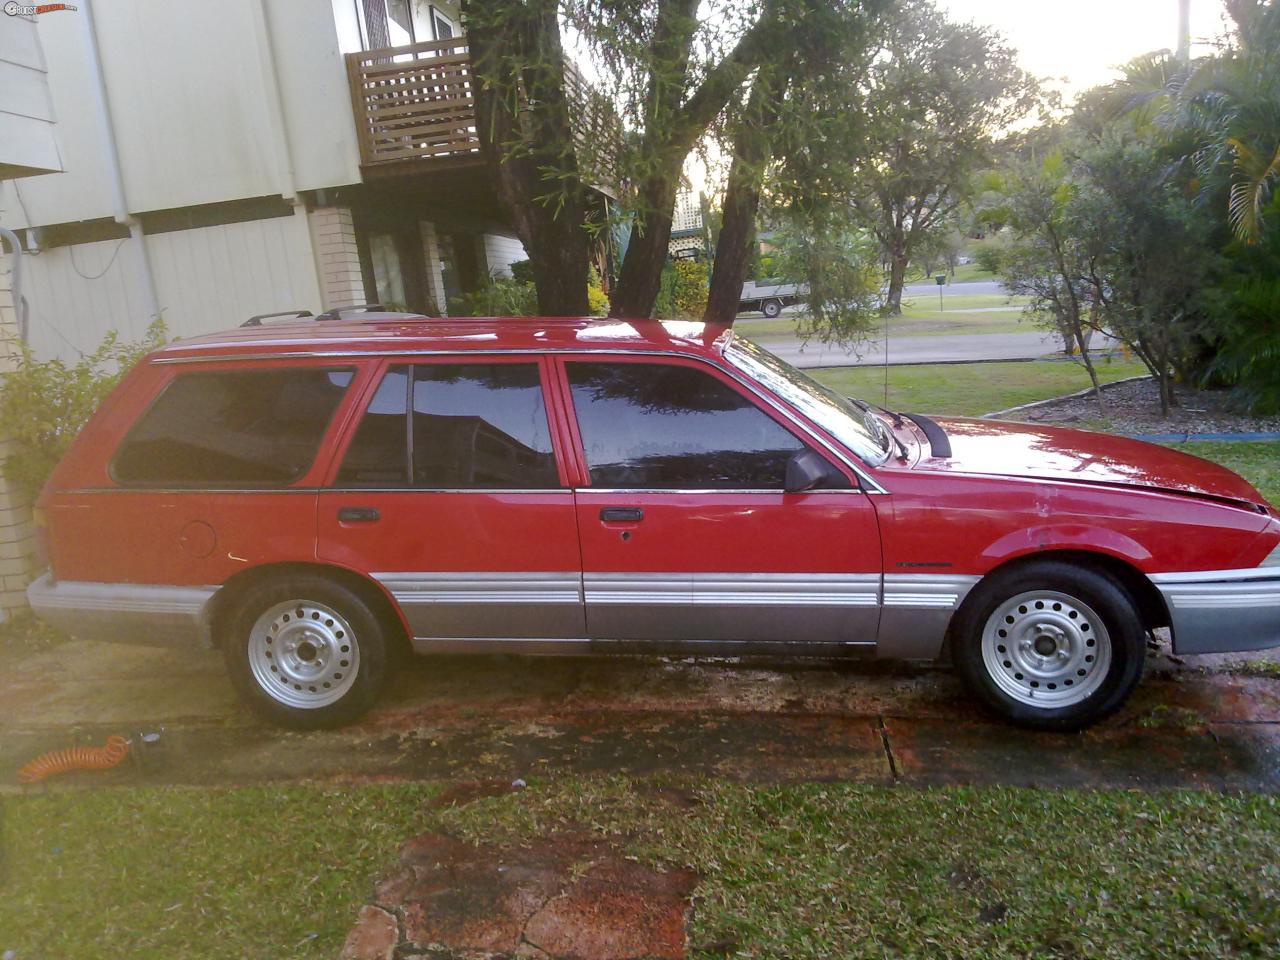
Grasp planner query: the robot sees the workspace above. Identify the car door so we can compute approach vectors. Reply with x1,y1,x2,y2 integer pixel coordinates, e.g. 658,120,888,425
555,355,883,648
316,356,585,648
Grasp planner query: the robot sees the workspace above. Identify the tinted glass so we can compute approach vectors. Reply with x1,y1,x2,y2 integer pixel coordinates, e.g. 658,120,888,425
113,368,353,487
336,363,559,488
567,362,806,488
336,366,410,485
412,364,558,487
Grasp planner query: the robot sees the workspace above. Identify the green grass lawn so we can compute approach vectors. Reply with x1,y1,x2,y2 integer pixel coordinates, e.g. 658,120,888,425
1174,441,1280,505
811,358,1148,418
4,779,1278,959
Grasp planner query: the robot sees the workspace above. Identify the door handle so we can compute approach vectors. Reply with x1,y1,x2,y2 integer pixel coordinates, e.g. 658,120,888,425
337,506,381,523
599,507,643,523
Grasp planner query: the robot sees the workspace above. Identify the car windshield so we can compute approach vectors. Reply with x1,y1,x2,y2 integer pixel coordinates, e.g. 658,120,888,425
723,334,892,466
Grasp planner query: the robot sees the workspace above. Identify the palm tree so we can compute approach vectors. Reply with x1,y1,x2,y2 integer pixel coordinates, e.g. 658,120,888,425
1103,0,1280,243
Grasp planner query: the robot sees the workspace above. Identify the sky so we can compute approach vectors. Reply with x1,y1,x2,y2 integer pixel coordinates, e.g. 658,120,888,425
937,0,1234,99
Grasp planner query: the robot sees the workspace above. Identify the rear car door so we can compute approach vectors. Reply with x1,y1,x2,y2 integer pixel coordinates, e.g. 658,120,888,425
556,355,883,648
316,356,584,647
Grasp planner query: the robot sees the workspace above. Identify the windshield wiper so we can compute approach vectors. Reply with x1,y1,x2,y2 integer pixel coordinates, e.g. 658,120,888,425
871,402,906,429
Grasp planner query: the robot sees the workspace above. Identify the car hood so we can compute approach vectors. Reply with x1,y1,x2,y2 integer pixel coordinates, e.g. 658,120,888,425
910,416,1267,506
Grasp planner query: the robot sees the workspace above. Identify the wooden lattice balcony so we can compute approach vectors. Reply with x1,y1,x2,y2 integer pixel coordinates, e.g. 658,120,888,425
345,37,618,184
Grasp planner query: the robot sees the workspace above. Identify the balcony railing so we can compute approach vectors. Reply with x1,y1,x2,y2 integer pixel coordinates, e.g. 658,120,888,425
346,37,480,167
345,37,619,182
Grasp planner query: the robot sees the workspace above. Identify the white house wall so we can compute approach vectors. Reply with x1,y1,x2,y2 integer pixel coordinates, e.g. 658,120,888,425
2,0,361,230
482,234,527,279
268,0,363,192
146,208,322,341
19,237,153,360
0,13,63,179
0,12,112,226
21,209,322,361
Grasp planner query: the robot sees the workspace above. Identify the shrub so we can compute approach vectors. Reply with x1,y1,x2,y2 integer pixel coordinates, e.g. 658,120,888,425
0,320,168,502
449,277,538,317
972,239,1005,275
654,260,709,320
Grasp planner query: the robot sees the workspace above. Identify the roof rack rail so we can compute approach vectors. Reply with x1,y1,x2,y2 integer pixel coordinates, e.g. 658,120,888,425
242,310,314,328
314,304,385,322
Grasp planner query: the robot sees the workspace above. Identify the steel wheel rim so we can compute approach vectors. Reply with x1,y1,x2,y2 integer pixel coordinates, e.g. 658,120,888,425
980,590,1111,708
247,600,360,709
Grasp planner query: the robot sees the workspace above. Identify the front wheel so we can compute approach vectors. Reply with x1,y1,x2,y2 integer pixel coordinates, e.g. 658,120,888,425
952,561,1146,730
221,575,390,729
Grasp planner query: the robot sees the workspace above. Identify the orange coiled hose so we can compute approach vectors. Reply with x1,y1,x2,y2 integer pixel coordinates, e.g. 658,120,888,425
18,735,131,784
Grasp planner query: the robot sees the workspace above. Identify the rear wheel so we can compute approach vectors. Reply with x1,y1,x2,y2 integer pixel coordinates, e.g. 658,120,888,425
761,298,783,319
952,561,1145,730
221,575,390,729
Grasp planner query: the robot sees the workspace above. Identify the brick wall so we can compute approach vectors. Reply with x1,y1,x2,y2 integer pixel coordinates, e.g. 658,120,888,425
0,255,37,621
308,206,366,309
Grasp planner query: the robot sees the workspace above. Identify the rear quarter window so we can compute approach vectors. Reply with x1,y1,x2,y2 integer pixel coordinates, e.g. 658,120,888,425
111,367,354,487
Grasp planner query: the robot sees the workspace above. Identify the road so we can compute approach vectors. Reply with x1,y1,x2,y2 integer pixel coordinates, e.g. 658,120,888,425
903,278,1004,297
759,329,1065,369
750,278,1074,367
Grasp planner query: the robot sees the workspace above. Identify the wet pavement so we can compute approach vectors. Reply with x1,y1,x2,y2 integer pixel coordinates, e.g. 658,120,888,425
3,640,1279,793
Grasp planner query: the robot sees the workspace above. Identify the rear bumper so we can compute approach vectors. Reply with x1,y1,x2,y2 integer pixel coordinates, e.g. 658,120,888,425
1151,570,1280,654
26,573,217,648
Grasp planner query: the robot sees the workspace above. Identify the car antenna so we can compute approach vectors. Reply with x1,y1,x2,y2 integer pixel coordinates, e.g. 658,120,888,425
883,301,890,409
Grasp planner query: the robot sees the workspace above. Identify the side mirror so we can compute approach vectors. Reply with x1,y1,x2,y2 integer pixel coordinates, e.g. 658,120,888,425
785,450,848,493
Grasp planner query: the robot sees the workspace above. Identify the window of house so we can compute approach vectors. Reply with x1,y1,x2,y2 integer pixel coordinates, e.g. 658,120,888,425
112,368,354,487
385,0,414,44
430,5,455,39
566,362,807,489
337,364,560,488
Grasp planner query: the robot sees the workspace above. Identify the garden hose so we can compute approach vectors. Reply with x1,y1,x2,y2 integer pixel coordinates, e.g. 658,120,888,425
17,735,132,784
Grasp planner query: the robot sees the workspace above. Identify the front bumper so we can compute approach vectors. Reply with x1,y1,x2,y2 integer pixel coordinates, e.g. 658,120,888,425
1151,570,1280,654
26,573,217,647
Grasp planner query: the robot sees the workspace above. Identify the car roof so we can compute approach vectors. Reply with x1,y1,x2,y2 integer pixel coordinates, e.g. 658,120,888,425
151,315,736,363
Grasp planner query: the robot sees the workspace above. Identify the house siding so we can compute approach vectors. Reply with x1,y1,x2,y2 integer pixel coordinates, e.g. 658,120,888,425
0,13,62,179
482,233,527,279
21,208,323,360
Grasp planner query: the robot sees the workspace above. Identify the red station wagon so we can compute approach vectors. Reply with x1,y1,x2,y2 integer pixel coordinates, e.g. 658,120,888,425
27,314,1280,730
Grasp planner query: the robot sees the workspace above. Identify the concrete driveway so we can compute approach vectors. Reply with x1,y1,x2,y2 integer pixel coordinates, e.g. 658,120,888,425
4,640,1278,792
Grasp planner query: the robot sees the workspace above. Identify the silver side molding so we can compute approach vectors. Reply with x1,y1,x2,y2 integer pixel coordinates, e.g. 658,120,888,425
373,571,583,605
26,574,217,647
1151,569,1280,654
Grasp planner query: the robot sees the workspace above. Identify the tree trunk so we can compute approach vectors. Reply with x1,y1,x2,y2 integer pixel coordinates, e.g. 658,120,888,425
609,0,784,319
1069,320,1105,417
609,171,682,318
466,0,590,316
704,75,780,326
884,249,908,315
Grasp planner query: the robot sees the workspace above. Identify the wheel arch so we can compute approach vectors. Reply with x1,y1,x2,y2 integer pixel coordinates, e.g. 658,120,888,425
942,549,1170,662
203,561,411,657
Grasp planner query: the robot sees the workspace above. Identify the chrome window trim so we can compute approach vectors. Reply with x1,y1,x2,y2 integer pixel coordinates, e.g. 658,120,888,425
577,487,857,496
150,346,891,494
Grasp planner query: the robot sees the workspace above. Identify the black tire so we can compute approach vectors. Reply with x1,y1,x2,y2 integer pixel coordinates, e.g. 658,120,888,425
220,574,390,729
952,560,1145,731
761,298,783,318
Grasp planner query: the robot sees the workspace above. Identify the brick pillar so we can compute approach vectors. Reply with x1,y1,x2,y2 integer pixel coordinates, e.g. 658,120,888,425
308,206,366,309
419,221,448,315
0,256,37,622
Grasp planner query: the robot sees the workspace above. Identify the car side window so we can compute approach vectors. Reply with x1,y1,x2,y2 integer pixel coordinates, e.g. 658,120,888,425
112,367,354,487
337,363,560,488
566,361,807,489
